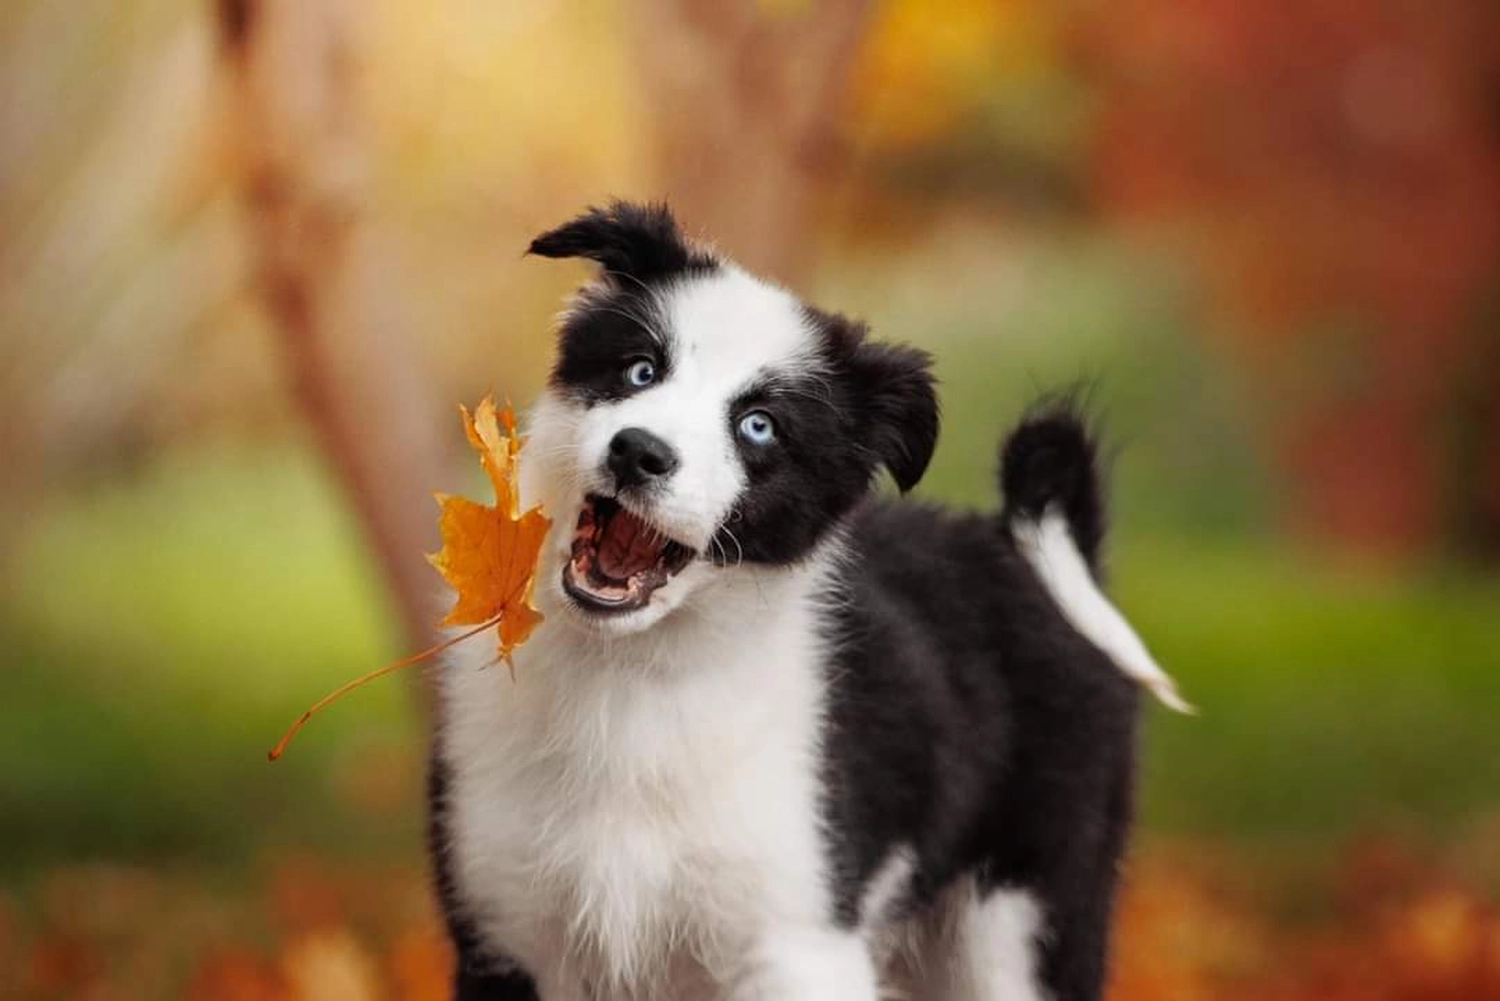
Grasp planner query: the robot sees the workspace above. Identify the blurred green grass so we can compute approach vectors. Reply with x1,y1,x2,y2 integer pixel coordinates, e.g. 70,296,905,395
0,447,423,875
4,433,1495,876
1123,535,1500,840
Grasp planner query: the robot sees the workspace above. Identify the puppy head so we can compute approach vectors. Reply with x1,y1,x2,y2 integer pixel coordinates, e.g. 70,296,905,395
525,201,938,633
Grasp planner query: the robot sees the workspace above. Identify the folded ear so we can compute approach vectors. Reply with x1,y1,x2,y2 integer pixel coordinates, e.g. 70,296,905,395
847,339,940,493
527,201,717,284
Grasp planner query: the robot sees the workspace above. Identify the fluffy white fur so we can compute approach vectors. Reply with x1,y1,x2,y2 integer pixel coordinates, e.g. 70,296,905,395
859,844,917,933
439,267,879,999
944,886,1049,1001
439,548,850,999
1012,507,1191,713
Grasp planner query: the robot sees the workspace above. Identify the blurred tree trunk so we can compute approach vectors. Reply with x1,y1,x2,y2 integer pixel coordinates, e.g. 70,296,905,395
215,0,444,678
632,0,873,284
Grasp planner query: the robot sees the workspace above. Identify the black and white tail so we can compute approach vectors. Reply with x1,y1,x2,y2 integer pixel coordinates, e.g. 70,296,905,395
1000,401,1191,713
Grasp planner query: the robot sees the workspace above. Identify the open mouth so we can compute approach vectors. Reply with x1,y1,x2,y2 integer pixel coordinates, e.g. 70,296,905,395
562,495,695,614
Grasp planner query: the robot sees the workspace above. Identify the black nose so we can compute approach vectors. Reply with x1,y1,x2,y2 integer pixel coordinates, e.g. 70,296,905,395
607,427,679,488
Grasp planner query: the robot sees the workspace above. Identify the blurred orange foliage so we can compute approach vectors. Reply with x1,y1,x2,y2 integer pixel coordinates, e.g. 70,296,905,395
1071,0,1500,555
6,844,1499,999
850,0,1054,147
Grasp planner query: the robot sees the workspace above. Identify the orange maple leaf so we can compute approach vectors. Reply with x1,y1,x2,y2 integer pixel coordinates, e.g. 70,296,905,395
269,396,551,761
426,396,550,661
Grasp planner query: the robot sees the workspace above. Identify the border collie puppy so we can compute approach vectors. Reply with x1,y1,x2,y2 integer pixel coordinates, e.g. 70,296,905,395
429,202,1185,1001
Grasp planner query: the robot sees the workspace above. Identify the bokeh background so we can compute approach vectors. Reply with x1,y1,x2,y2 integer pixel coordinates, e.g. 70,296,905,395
3,1,1498,998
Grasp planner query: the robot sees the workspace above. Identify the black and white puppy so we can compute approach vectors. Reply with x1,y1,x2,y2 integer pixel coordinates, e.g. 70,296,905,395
429,202,1186,1001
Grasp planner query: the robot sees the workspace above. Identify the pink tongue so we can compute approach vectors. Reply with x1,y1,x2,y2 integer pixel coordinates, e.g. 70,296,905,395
597,510,663,579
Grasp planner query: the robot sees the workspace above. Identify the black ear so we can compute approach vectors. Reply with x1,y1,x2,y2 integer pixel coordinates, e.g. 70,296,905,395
847,339,940,493
527,201,717,284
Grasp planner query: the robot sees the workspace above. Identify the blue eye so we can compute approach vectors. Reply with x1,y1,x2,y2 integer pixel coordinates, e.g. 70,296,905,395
738,410,776,446
624,358,656,388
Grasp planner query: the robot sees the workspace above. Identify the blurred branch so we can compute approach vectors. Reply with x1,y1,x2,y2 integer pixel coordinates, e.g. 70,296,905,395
632,0,873,283
215,0,444,677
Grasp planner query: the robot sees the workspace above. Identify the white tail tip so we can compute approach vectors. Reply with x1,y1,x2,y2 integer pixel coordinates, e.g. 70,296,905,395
1013,508,1192,714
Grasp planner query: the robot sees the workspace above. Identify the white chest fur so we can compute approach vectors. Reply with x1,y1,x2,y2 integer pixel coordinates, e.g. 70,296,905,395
437,561,838,999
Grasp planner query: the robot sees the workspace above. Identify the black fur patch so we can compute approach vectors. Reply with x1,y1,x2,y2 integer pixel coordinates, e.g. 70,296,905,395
711,367,873,566
819,497,1138,1000
805,306,939,493
706,317,938,567
535,202,716,407
550,289,674,405
1000,396,1107,574
527,201,718,285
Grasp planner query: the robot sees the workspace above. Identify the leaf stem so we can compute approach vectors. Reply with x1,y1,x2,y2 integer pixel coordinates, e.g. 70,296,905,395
267,614,502,761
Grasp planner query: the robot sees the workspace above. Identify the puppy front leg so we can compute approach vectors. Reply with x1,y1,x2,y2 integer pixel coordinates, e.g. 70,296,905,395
732,926,879,1001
